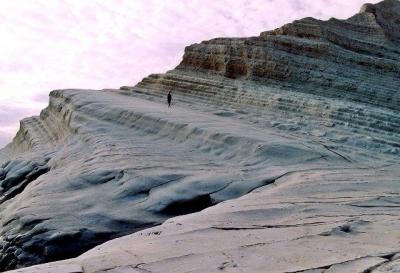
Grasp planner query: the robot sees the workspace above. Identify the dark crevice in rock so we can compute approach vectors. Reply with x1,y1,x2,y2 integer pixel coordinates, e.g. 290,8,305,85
320,144,352,163
246,177,277,194
289,257,378,273
43,230,115,263
0,160,51,204
350,204,400,208
295,265,331,272
293,250,400,273
381,252,397,260
0,222,161,272
160,194,213,216
2,166,50,202
212,221,339,231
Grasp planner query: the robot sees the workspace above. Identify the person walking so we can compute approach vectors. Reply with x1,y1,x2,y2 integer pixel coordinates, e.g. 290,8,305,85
167,91,172,108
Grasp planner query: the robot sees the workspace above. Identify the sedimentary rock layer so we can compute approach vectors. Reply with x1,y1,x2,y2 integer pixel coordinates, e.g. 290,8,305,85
0,90,347,270
1,0,400,271
131,0,400,114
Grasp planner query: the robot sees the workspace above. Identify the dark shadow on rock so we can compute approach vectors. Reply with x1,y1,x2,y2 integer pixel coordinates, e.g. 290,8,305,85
160,194,214,216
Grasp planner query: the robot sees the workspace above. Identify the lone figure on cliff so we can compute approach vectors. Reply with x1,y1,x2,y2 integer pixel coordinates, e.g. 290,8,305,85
167,91,172,108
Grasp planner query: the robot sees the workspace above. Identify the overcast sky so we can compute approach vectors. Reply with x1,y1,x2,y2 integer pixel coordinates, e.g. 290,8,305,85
0,0,380,148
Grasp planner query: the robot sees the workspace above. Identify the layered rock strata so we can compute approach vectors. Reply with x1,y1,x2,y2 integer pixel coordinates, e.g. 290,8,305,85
1,0,400,272
171,0,400,110
0,90,347,270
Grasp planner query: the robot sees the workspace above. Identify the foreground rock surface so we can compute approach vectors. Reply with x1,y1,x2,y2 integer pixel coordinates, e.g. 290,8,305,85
7,165,400,273
1,0,400,272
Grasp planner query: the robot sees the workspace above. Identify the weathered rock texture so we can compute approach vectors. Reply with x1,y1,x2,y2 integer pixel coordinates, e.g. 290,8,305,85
1,0,400,272
0,89,345,271
174,0,400,110
7,165,400,273
128,0,400,157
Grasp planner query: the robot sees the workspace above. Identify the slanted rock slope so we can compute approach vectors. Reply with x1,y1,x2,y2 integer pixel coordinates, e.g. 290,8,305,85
1,0,400,272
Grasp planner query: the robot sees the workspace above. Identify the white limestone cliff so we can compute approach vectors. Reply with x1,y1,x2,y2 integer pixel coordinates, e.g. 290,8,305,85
1,0,400,272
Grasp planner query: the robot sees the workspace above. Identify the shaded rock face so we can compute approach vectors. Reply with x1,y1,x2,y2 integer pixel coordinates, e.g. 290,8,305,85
1,0,400,271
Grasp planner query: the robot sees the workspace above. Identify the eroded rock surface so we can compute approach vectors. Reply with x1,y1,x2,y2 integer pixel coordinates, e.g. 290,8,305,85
0,90,347,270
1,0,400,272
7,166,400,273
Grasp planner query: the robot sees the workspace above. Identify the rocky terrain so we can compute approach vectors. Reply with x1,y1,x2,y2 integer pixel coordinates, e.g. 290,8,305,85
1,0,400,272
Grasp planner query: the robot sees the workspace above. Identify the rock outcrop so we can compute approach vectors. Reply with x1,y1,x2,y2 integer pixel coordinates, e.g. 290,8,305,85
7,165,400,273
1,0,400,272
0,90,347,270
136,0,400,111
127,0,400,157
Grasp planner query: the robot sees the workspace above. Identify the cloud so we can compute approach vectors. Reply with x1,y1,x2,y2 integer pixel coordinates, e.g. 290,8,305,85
0,128,16,149
0,105,36,126
0,0,380,146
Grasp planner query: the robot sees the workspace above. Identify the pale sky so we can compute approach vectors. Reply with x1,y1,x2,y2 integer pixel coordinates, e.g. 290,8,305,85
0,0,380,148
